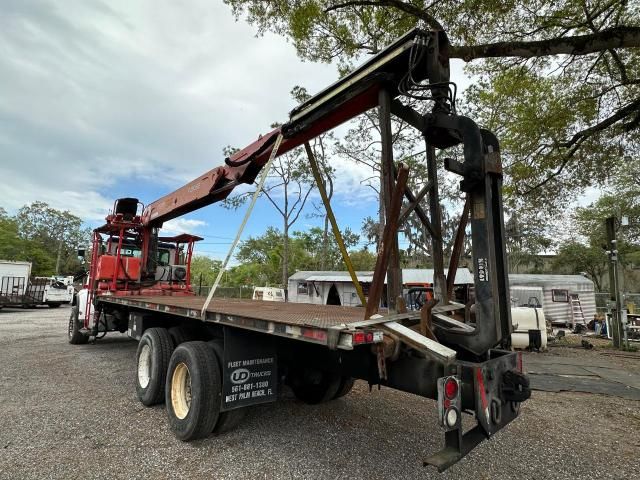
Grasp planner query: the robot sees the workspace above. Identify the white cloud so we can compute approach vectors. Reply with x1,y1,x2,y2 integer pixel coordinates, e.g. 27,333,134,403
0,0,337,220
1,1,474,230
161,218,207,235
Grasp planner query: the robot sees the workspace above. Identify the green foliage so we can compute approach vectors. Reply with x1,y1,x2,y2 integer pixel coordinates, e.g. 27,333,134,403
222,226,369,286
190,256,222,287
504,208,553,273
348,248,377,270
0,202,89,276
552,241,608,291
553,180,640,291
225,0,639,211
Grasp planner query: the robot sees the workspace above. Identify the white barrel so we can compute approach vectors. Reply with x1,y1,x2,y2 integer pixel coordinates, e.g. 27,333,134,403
510,307,547,350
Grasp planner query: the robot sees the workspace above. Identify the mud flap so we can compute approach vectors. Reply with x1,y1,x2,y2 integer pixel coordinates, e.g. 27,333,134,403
221,327,278,411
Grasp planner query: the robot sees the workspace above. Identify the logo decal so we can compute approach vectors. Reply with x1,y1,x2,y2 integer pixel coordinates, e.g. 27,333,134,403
230,368,250,384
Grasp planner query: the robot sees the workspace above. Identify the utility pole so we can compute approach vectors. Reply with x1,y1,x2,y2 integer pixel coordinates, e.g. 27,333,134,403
605,217,623,348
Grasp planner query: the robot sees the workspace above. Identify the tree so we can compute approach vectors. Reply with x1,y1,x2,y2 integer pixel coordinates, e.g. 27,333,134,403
504,208,553,273
235,227,319,285
294,226,360,270
0,202,89,276
225,0,640,210
348,248,377,270
293,86,339,270
224,92,315,296
552,241,608,291
15,201,90,275
551,186,640,291
334,99,427,253
189,256,222,288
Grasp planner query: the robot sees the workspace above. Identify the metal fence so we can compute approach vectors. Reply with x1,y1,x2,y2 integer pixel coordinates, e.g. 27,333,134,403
193,285,254,299
595,292,640,314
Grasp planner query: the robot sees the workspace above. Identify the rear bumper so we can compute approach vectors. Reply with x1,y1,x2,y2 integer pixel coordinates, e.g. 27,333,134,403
424,349,530,471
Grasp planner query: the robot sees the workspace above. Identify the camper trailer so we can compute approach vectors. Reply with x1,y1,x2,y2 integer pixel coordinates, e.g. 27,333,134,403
509,274,596,327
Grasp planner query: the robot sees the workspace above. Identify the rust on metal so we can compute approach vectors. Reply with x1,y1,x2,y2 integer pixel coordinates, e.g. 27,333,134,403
379,88,402,313
396,295,407,314
446,194,471,299
398,180,433,225
420,298,438,340
365,162,410,319
106,295,365,328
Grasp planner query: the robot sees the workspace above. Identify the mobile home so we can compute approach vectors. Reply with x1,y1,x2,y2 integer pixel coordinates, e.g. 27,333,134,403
508,274,596,327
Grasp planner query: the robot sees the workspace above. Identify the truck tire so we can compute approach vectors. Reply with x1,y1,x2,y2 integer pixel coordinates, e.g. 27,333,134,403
68,306,88,345
333,377,356,399
136,328,173,406
207,340,246,434
289,368,341,405
168,326,197,346
166,341,221,441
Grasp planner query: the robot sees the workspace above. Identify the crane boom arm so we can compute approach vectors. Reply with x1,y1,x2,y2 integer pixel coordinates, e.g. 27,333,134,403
142,28,450,227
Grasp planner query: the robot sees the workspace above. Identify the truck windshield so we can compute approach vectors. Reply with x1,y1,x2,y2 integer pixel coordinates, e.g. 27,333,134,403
157,249,171,266
121,247,142,258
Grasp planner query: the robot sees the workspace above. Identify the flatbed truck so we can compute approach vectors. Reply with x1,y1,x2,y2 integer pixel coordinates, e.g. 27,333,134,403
68,28,531,471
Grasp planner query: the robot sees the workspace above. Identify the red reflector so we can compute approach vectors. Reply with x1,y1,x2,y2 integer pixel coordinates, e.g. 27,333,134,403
444,377,458,399
365,332,374,343
353,332,365,344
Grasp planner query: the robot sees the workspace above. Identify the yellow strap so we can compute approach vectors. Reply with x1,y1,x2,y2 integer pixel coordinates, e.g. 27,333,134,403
304,143,367,307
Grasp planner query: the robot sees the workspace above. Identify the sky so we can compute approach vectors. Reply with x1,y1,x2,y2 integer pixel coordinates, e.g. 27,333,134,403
0,0,478,260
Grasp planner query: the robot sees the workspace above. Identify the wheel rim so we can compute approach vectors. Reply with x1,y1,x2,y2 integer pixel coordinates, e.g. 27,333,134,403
171,362,192,420
137,344,152,389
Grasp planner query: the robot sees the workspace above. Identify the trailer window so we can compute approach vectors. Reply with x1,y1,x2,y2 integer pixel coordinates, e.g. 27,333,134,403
297,282,309,295
552,289,569,302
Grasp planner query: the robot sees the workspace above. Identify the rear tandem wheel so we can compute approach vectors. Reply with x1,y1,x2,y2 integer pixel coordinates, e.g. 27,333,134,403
165,341,221,441
135,327,173,406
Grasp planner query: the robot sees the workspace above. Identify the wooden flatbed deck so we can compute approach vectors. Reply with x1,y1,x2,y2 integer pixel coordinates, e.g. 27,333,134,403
99,295,382,350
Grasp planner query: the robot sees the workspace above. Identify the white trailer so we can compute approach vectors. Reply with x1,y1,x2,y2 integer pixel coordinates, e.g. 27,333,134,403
0,261,32,309
0,261,74,309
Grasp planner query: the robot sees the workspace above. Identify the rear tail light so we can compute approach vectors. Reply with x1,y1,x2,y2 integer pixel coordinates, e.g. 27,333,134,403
351,329,383,346
444,377,458,399
438,376,461,430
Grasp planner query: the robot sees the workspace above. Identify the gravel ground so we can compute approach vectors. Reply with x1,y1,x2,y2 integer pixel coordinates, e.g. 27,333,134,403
0,306,639,480
547,333,640,371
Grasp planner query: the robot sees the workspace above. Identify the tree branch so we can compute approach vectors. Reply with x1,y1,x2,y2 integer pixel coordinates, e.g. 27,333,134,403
451,26,640,61
325,0,444,30
522,96,640,194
